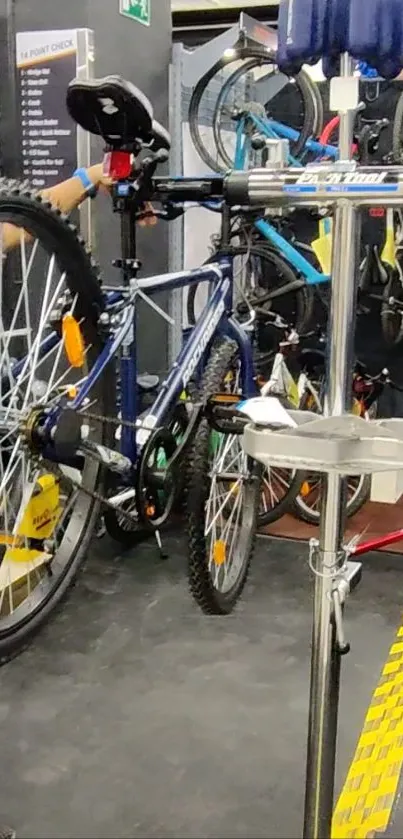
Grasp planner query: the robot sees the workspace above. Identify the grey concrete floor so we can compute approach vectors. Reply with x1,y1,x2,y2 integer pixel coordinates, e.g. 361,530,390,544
0,533,402,839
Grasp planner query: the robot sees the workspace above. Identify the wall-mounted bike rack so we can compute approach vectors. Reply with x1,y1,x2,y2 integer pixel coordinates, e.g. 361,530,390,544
233,55,403,839
168,13,280,361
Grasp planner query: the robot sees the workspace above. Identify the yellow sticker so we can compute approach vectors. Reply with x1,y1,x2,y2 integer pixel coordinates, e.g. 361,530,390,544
288,379,300,409
17,474,61,540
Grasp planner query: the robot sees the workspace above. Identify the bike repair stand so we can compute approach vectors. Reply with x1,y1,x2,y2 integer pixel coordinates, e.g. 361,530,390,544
240,56,403,839
304,55,360,839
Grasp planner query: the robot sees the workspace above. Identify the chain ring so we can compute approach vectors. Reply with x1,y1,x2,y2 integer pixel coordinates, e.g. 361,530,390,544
135,427,178,530
27,403,191,532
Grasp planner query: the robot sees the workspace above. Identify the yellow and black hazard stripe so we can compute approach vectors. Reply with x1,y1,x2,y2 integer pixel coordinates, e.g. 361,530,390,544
332,625,403,838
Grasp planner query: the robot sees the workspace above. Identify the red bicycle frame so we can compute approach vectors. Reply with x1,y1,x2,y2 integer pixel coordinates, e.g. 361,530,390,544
350,528,403,557
319,117,358,156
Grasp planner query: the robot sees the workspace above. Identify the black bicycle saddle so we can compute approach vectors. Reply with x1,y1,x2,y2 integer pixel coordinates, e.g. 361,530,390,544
66,75,154,149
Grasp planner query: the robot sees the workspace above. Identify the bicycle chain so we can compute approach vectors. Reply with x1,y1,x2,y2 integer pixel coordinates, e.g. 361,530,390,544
61,404,193,524
66,472,139,525
41,408,143,525
79,408,141,430
29,399,195,526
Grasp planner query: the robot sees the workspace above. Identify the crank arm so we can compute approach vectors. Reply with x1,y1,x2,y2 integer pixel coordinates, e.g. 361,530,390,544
80,440,133,476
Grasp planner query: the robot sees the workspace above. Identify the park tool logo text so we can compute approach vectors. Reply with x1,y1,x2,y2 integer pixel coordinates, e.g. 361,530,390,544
296,171,388,185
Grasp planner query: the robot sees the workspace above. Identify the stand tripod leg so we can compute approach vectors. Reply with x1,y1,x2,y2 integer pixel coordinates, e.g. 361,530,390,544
303,201,359,839
303,475,345,838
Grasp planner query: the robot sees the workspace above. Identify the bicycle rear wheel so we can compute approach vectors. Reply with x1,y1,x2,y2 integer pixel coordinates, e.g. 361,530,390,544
188,46,316,173
0,186,113,660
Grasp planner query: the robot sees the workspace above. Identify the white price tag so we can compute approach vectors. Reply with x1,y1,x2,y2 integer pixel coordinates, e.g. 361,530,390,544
330,76,359,112
238,396,297,428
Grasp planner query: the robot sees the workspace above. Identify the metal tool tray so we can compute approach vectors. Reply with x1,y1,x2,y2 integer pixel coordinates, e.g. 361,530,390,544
243,413,403,475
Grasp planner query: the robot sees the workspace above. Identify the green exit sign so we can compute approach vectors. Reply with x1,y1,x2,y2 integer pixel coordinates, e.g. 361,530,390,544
119,0,150,26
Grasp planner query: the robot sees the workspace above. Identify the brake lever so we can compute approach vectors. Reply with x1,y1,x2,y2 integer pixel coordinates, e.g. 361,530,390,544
153,205,185,221
132,149,169,200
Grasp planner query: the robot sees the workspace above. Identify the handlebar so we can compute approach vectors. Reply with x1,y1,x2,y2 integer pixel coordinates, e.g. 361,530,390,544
119,152,403,214
223,166,403,207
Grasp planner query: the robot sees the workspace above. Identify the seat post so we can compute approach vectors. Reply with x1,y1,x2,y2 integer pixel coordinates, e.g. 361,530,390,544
112,183,141,286
120,203,139,285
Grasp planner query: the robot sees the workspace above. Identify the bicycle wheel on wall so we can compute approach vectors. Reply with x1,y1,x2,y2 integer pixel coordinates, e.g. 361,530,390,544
392,91,403,163
188,46,316,173
0,185,113,660
211,54,321,171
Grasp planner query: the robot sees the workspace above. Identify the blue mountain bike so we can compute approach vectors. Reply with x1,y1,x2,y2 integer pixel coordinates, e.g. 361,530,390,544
0,75,287,656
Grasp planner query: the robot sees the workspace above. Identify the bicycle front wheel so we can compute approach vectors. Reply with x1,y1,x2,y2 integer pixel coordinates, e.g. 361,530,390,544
0,186,113,660
187,340,260,615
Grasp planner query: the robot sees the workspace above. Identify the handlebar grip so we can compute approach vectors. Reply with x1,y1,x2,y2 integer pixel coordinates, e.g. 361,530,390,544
153,176,224,203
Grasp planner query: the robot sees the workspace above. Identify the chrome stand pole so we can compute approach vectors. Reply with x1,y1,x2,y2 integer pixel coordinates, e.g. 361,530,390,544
303,55,358,839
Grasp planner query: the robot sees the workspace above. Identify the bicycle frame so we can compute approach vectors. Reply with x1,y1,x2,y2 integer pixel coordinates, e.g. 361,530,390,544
260,343,321,409
261,351,300,406
234,119,330,287
24,256,257,470
234,113,338,170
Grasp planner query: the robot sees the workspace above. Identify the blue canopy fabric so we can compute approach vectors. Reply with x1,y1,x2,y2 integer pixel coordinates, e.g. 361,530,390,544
277,0,403,79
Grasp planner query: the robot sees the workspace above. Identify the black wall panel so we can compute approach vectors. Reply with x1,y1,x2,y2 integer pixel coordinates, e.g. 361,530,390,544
0,0,172,374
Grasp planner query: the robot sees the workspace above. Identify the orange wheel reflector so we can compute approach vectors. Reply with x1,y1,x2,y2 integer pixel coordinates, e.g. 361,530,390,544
62,314,85,368
146,504,156,518
300,481,312,497
213,540,226,566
